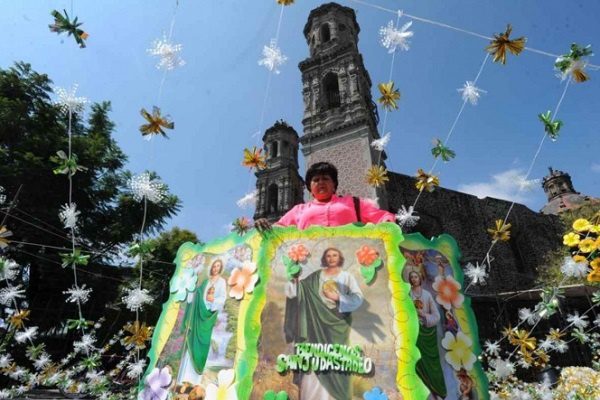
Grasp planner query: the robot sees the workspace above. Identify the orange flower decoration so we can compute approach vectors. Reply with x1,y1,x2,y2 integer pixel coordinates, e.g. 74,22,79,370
288,244,309,263
432,275,464,310
228,261,259,300
242,147,267,171
356,245,379,266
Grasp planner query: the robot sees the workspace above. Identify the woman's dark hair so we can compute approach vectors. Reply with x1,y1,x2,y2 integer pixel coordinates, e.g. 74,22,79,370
305,162,338,191
211,259,224,275
320,247,344,268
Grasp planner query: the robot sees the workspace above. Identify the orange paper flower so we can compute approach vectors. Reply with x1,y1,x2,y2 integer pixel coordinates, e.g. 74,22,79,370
242,147,267,171
356,245,378,266
432,275,464,310
288,244,309,263
228,261,259,300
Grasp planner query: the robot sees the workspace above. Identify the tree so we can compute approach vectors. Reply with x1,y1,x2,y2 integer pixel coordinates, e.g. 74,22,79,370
0,62,181,332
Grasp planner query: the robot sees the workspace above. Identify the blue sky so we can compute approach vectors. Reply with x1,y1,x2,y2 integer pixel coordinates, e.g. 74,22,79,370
1,0,599,242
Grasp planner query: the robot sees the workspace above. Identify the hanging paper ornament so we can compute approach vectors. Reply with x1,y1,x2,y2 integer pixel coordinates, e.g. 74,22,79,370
379,20,414,53
147,35,185,71
49,9,89,48
51,151,87,176
377,81,401,111
59,203,80,230
140,106,174,139
415,169,439,192
128,172,166,204
63,284,93,304
55,85,88,114
395,205,420,229
0,186,6,205
60,249,90,268
538,110,563,141
365,165,389,187
485,24,526,64
242,147,267,171
464,262,488,285
0,226,13,249
487,219,511,242
8,310,30,330
122,287,153,312
554,43,593,83
431,139,456,162
508,329,536,355
277,0,294,5
232,217,251,236
122,321,153,350
258,39,288,74
457,81,486,105
371,132,391,151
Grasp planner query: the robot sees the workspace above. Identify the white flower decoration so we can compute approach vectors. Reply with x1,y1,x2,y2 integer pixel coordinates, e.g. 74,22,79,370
560,256,589,278
63,284,93,304
464,262,487,285
371,132,391,151
147,35,185,71
490,358,515,380
395,205,420,229
205,368,237,400
0,354,13,368
441,331,476,371
170,267,198,303
73,334,96,354
484,340,500,357
0,284,26,306
457,81,486,105
518,308,539,325
55,84,88,114
129,173,166,204
122,287,153,312
15,327,38,343
566,311,589,329
258,39,288,74
59,203,81,229
126,359,147,379
34,354,52,370
379,20,414,53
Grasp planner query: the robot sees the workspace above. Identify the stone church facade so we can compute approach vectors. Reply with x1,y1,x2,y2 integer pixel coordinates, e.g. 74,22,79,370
254,3,596,296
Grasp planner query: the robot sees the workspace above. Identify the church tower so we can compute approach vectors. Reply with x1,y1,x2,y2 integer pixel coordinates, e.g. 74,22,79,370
541,167,600,215
254,120,304,222
299,2,387,206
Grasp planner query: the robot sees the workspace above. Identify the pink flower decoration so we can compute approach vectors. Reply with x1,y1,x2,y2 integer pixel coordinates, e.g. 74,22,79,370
288,244,309,263
227,261,259,300
139,366,172,400
432,275,464,310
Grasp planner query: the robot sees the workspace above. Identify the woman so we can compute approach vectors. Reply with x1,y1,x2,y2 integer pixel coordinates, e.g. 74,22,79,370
255,162,395,230
408,271,447,400
284,247,363,400
177,259,227,385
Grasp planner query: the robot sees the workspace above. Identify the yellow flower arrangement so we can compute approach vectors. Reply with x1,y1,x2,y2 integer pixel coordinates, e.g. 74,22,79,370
572,218,591,232
578,238,597,253
562,232,580,247
590,257,600,270
572,254,589,266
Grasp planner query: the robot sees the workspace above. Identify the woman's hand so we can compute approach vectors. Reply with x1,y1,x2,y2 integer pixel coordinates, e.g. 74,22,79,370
254,218,272,232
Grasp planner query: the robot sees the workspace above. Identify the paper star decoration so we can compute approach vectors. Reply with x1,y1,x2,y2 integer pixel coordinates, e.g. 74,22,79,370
457,81,486,105
379,20,414,53
55,85,88,114
147,35,185,71
485,24,526,64
464,262,488,285
49,9,89,48
232,217,252,236
415,169,440,192
59,203,80,230
395,205,420,229
365,165,389,187
371,132,391,151
128,172,166,204
63,284,93,304
431,139,456,162
487,219,511,242
242,147,267,171
555,43,593,83
377,81,401,111
258,39,288,74
140,106,175,139
121,287,153,312
538,110,563,142
277,0,295,5
0,226,13,249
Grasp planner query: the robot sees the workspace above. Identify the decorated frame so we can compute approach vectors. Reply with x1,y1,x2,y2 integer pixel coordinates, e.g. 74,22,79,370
143,223,488,400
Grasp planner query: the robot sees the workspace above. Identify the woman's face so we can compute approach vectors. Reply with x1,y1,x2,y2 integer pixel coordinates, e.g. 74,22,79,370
210,261,222,276
324,249,341,268
310,174,335,202
409,272,421,287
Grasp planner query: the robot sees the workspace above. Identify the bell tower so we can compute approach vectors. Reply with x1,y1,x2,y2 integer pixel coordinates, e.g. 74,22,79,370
299,2,387,206
254,120,304,222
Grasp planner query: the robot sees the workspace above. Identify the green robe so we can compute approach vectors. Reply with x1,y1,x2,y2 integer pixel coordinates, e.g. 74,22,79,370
284,271,352,400
416,324,447,397
181,279,218,374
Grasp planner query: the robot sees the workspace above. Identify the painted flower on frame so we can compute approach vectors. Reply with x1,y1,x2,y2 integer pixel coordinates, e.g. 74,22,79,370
355,245,379,267
170,267,198,302
363,386,388,400
288,244,309,263
205,368,237,400
432,275,464,310
441,331,476,371
139,367,172,400
228,261,259,300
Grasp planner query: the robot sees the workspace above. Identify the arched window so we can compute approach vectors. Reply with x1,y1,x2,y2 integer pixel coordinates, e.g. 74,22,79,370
323,73,340,109
271,141,278,158
320,23,331,43
268,183,278,213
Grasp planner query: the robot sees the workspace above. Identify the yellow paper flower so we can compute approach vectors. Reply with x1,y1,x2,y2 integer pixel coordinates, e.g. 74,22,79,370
485,24,526,64
415,169,440,192
572,254,589,266
0,226,13,249
139,106,174,138
123,321,153,349
578,238,597,253
377,81,401,111
547,328,565,342
588,268,600,283
555,367,600,400
365,165,389,187
562,232,580,247
8,309,30,330
487,219,511,242
572,218,592,232
589,224,600,234
441,331,476,371
590,258,600,270
242,147,267,171
508,329,536,354
277,0,294,4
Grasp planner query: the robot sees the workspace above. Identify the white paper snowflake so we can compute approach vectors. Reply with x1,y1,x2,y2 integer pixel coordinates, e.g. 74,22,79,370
63,284,93,304
0,186,6,205
490,358,515,380
395,205,420,229
464,262,488,285
126,359,147,379
379,20,414,53
567,312,589,329
560,256,589,278
34,354,51,370
538,338,554,351
15,326,38,344
258,38,288,74
457,81,486,105
59,203,80,230
0,389,10,399
14,385,27,395
86,370,103,382
554,340,568,353
122,287,153,312
0,354,12,368
0,284,26,306
484,340,500,356
594,314,600,328
518,307,539,325
371,132,391,151
236,190,258,209
147,35,185,71
129,173,166,204
0,257,20,281
55,84,88,114
73,334,96,354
